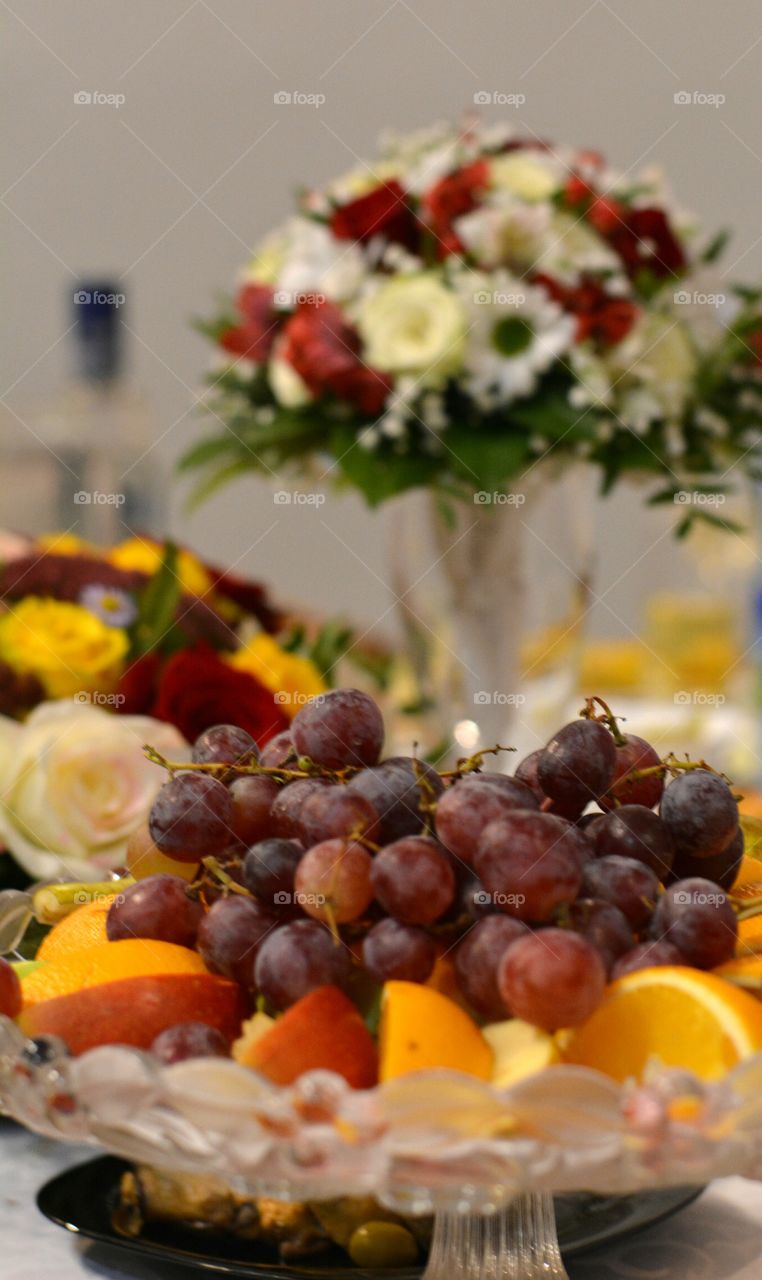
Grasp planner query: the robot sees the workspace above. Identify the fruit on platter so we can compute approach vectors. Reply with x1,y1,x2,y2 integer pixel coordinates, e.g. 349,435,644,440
3,687,762,1093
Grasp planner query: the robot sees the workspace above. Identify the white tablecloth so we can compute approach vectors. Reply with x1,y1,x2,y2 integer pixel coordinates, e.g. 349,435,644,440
3,1122,762,1280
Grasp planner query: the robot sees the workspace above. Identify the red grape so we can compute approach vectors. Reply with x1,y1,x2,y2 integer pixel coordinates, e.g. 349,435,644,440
148,772,234,861
498,929,606,1031
670,826,744,890
660,770,739,859
291,689,384,769
581,855,660,930
434,777,538,865
242,838,304,907
294,839,374,923
259,730,296,768
600,734,663,810
568,899,634,975
538,720,616,809
270,777,329,839
192,724,258,769
514,750,546,802
298,786,380,847
474,812,583,922
151,1022,230,1065
587,805,674,879
107,875,202,947
346,756,443,843
611,940,686,980
0,957,21,1019
453,915,527,1020
229,774,279,845
362,919,436,984
197,895,277,987
649,877,737,968
370,835,456,925
254,918,352,1009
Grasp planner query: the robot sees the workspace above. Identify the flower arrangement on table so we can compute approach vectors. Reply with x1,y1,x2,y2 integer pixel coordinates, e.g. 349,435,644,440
0,532,357,884
187,119,762,528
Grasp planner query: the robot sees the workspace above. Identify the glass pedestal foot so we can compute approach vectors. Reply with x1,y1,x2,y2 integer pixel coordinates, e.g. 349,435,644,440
422,1193,569,1279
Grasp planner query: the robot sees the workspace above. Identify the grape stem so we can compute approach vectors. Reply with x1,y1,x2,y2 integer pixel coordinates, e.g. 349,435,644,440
624,754,732,785
579,695,628,746
199,857,252,899
143,744,356,784
439,744,516,780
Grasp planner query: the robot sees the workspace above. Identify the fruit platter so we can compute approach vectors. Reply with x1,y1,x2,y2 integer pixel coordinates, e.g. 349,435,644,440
2,689,762,1278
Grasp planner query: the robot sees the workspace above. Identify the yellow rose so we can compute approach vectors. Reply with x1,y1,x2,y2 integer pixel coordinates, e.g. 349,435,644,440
357,274,465,386
0,598,128,699
228,635,326,719
490,154,560,202
36,533,102,558
109,538,213,599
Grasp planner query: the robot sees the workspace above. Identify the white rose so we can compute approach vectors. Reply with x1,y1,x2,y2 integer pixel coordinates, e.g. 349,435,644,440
0,701,187,881
276,218,365,303
490,153,560,202
613,314,697,420
357,274,466,386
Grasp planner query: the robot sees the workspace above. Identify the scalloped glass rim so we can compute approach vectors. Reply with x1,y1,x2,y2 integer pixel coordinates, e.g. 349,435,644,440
3,1016,762,1212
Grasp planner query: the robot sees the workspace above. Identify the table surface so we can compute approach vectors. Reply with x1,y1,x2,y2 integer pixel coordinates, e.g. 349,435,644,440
3,1122,762,1280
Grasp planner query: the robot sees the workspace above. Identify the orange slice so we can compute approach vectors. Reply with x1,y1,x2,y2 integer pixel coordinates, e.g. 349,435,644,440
21,938,207,1007
36,896,117,964
379,981,493,1082
737,915,762,957
715,952,762,996
562,966,762,1082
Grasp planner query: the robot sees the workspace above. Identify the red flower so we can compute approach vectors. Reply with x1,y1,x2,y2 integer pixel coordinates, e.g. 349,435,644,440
744,329,762,366
122,647,289,747
536,274,638,349
330,179,418,250
219,284,282,362
422,159,490,258
280,299,391,415
603,207,686,280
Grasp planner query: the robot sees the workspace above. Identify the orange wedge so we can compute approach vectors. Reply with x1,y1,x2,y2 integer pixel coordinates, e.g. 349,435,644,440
715,952,762,995
21,938,207,1007
36,896,117,964
379,981,493,1082
562,966,762,1082
736,915,762,958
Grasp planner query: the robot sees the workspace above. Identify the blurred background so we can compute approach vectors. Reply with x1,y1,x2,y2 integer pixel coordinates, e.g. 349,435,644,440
2,0,762,648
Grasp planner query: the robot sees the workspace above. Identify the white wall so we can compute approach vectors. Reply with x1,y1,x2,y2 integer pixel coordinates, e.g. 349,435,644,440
3,0,762,635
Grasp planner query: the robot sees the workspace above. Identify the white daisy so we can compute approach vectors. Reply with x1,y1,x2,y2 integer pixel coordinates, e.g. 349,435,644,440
275,218,366,304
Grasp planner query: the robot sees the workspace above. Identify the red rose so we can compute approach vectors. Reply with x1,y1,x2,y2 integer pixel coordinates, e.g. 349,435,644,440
598,206,686,280
117,652,161,715
536,274,638,349
281,299,391,415
330,179,418,250
119,648,289,747
219,284,282,362
422,159,490,258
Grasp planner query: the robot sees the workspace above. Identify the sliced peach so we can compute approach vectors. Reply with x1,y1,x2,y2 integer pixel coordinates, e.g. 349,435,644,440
237,986,378,1087
18,972,245,1055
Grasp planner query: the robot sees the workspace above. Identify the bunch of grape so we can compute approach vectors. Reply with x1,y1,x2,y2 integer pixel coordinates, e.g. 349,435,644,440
109,690,743,1061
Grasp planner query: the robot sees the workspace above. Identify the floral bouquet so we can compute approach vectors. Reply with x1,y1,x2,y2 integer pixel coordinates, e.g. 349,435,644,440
186,119,762,527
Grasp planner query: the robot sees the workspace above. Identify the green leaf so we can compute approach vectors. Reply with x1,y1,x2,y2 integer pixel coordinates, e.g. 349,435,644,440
178,435,238,473
444,426,528,488
330,426,441,505
184,461,254,513
130,542,183,658
701,229,730,264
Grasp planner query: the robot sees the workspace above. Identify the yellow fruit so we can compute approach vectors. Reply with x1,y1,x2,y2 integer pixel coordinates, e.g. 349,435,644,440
715,953,762,995
562,966,762,1083
378,981,493,1082
737,916,762,957
36,896,116,964
21,939,207,1007
232,1011,276,1065
483,1019,559,1088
